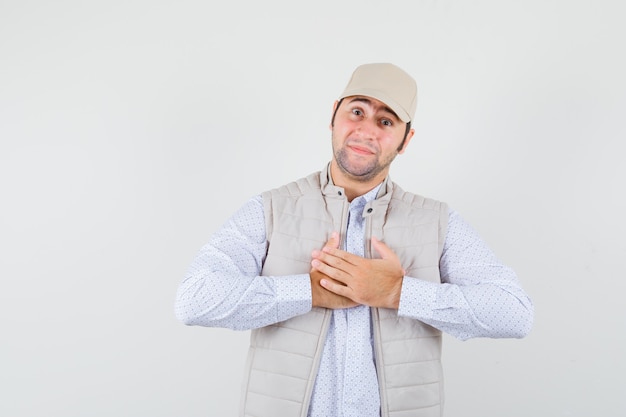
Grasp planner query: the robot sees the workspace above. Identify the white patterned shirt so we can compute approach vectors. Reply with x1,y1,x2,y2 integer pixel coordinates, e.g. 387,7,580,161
176,184,534,417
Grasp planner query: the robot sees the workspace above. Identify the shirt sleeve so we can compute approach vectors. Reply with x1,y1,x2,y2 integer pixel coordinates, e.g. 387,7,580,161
397,209,534,340
174,195,313,330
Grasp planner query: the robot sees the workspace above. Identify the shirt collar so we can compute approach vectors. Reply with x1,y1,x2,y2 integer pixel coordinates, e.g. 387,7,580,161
358,183,382,204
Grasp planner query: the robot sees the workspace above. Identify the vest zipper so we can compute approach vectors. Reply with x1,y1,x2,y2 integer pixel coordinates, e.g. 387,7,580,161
301,308,333,416
365,211,389,416
340,199,349,250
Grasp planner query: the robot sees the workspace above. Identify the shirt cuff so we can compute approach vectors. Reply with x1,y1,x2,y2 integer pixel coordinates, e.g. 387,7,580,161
398,276,438,321
274,274,313,322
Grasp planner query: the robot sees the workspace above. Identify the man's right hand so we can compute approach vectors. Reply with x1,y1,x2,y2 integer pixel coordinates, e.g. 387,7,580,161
310,232,359,309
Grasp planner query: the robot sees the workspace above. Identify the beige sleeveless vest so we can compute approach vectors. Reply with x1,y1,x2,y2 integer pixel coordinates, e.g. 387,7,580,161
240,167,449,417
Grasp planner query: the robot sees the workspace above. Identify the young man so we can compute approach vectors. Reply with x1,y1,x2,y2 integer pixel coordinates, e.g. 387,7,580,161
175,63,534,417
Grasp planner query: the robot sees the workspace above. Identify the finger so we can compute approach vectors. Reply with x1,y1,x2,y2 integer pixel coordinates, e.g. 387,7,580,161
321,246,362,267
311,259,348,283
312,231,340,264
371,237,398,261
320,278,352,298
315,249,355,274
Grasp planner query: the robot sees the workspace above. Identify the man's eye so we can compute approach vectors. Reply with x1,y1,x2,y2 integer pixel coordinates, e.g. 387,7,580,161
352,109,363,116
381,119,392,126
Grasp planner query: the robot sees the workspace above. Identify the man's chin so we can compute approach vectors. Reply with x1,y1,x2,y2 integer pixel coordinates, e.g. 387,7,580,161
343,166,381,182
335,153,382,180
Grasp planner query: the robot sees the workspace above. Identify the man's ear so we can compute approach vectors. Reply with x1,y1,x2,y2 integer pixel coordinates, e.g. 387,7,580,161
329,100,339,130
398,129,415,154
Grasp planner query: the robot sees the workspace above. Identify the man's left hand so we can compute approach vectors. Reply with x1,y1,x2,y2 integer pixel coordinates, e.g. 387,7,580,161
311,237,405,309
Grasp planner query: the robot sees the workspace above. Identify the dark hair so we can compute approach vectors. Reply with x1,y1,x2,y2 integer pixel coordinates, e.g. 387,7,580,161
331,98,411,151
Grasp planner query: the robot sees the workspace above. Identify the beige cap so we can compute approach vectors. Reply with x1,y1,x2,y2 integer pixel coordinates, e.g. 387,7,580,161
338,63,417,123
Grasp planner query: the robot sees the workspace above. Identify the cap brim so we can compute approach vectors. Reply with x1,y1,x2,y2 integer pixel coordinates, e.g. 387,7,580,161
339,88,411,123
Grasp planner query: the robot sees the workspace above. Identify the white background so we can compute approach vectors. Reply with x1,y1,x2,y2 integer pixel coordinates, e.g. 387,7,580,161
1,1,625,416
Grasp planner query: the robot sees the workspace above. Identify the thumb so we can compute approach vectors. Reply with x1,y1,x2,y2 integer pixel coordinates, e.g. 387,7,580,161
371,236,396,260
372,237,405,275
325,231,340,250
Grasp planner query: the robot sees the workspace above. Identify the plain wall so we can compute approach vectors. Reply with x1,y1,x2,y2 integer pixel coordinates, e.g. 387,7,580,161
1,1,625,416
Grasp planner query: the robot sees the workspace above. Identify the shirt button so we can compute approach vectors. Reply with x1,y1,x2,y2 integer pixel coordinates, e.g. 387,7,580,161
338,191,342,196
367,208,373,213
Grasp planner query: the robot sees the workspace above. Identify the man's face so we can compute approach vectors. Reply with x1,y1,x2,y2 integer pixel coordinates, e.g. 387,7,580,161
331,96,413,183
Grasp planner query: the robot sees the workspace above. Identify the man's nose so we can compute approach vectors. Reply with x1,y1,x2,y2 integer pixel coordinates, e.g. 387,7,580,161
355,118,377,140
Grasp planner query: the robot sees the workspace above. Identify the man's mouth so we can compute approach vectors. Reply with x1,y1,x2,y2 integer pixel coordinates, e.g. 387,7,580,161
348,143,375,155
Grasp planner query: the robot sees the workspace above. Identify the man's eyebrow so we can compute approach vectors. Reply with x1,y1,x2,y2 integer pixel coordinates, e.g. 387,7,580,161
347,97,400,121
